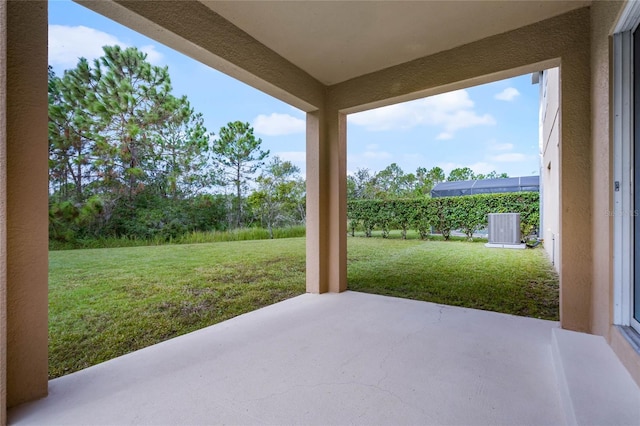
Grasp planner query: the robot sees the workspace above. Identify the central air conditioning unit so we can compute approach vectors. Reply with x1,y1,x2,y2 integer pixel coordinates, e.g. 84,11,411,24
488,213,520,245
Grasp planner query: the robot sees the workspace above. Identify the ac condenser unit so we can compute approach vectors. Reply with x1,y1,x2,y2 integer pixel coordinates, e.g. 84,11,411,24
488,213,520,244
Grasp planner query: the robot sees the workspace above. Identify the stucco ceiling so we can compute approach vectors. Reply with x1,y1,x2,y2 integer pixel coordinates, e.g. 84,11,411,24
202,0,590,85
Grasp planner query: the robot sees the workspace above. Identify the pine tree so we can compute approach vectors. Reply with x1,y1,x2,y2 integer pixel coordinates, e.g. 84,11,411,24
212,121,270,228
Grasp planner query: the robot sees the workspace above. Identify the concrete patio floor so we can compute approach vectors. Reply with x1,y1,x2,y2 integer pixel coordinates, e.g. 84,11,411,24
8,291,639,425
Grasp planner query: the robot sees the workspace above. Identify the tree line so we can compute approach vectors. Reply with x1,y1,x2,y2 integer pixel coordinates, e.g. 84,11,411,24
347,164,508,200
48,46,304,243
48,45,513,245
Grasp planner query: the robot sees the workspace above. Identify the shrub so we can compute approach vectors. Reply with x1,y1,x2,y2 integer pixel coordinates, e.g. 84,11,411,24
347,192,539,240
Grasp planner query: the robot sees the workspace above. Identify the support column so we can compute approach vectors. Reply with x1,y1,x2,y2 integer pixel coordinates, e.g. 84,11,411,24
0,2,6,422
2,0,49,410
559,45,592,332
306,109,347,293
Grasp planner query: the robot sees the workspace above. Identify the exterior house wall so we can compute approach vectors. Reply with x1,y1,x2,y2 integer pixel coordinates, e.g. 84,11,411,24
540,68,561,272
590,1,618,341
588,1,640,382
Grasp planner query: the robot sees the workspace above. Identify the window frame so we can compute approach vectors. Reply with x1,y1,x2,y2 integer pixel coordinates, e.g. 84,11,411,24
613,1,640,333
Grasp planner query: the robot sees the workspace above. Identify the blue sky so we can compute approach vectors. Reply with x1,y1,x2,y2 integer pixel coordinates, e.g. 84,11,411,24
49,0,541,179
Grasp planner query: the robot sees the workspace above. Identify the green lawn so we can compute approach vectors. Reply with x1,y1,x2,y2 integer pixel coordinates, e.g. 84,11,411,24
347,237,558,320
49,237,557,378
49,239,307,378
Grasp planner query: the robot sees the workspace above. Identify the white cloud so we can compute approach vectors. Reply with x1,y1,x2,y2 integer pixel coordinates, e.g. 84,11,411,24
489,153,527,162
273,151,306,175
364,150,392,160
138,45,163,65
348,146,394,172
494,87,520,101
253,113,305,136
348,103,415,131
49,25,163,69
441,109,496,135
274,151,306,163
488,141,514,151
361,144,392,160
348,90,495,138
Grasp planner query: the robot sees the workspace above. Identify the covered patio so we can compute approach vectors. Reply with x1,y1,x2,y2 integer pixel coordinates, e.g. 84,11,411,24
8,292,639,425
4,1,640,423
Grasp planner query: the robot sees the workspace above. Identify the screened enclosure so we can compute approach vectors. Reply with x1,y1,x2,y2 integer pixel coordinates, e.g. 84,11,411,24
430,176,539,197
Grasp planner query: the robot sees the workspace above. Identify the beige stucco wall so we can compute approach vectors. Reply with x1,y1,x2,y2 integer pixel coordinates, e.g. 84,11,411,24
0,1,6,423
611,326,640,386
590,0,623,340
588,0,640,384
2,0,49,411
540,68,561,272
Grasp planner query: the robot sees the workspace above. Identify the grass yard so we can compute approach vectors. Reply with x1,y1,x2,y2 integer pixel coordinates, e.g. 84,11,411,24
49,236,558,378
348,237,558,320
49,239,307,378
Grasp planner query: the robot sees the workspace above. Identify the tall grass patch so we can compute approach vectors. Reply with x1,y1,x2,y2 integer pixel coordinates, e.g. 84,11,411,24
49,226,306,250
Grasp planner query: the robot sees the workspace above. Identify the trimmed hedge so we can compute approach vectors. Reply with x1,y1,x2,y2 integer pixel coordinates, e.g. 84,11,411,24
347,192,539,240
